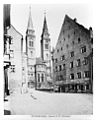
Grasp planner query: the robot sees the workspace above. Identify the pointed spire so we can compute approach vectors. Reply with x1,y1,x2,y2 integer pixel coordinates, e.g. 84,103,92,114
42,11,49,34
27,6,33,30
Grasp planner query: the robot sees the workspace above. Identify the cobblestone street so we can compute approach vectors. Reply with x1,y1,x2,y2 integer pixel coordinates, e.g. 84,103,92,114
4,88,93,115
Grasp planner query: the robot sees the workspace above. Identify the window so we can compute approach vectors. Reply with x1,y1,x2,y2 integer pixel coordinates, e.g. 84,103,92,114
61,47,63,51
31,41,33,47
62,64,65,70
45,44,48,49
29,41,31,46
59,65,62,71
29,41,33,47
66,44,69,48
57,49,59,52
10,37,13,44
64,38,65,41
10,50,14,58
38,74,40,82
59,75,63,80
70,73,74,79
84,71,90,78
22,67,24,71
55,58,58,63
78,37,81,43
63,29,65,34
10,50,13,52
31,73,33,76
30,51,33,56
81,46,86,53
29,36,32,39
55,66,58,72
61,55,65,61
10,65,15,72
77,72,81,79
46,53,48,58
83,57,88,65
70,61,73,68
77,59,81,67
72,41,74,45
46,40,49,43
41,74,44,82
86,84,89,89
70,51,74,57
68,34,70,39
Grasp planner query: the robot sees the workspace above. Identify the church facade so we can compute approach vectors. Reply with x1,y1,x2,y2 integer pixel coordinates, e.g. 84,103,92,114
40,14,52,83
22,7,36,89
22,8,52,90
35,14,52,90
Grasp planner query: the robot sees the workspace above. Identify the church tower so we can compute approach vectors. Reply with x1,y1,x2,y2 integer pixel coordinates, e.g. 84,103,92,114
25,7,36,87
41,13,51,81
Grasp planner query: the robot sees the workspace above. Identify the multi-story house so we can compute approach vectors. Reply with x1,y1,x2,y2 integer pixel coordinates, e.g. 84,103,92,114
53,15,93,93
7,25,23,93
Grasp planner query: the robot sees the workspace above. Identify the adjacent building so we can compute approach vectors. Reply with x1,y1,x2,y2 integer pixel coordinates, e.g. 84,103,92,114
7,25,23,92
3,4,11,96
53,15,93,93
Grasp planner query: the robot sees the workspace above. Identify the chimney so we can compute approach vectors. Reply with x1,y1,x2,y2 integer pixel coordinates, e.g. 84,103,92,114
74,18,77,22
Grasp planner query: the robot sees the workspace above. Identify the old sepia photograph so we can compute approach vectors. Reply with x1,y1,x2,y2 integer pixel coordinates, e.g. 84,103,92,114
3,4,93,116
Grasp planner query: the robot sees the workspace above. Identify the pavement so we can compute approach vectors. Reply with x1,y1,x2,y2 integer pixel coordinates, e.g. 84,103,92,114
4,88,93,116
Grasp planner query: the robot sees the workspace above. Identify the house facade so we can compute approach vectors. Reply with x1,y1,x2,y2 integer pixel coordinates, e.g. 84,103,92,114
53,15,93,93
7,25,23,92
3,4,11,96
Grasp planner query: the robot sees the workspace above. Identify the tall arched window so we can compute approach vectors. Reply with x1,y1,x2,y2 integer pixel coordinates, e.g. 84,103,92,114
41,74,44,82
38,74,40,82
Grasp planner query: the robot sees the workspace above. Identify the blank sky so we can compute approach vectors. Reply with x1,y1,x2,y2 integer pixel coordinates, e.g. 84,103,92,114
11,4,93,57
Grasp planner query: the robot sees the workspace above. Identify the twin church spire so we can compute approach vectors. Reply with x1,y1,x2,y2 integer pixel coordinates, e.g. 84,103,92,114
27,6,49,36
27,6,33,30
41,11,50,38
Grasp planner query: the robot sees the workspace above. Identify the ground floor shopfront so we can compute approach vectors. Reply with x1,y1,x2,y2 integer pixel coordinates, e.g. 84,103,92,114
54,81,92,93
